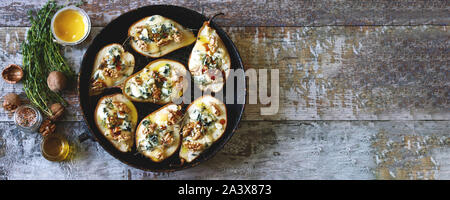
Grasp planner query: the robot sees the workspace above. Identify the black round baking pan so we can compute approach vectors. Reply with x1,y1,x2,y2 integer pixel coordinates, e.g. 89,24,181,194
78,5,245,171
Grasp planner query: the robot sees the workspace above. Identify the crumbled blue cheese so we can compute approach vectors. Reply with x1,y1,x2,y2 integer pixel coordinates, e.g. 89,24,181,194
161,88,170,96
189,109,200,120
120,120,132,131
194,74,210,84
130,83,143,97
201,114,213,125
139,140,150,150
93,70,104,80
162,81,171,88
110,47,121,57
99,106,109,121
140,28,149,40
159,65,170,77
215,122,222,130
147,78,155,85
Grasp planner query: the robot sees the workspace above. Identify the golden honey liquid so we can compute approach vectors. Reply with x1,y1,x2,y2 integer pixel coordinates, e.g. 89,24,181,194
53,9,86,42
41,134,70,162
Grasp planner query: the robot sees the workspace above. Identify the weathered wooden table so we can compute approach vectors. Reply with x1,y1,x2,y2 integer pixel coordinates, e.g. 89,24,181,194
0,0,449,180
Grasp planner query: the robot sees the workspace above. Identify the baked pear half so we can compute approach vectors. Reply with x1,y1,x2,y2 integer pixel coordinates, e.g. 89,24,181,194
122,59,188,104
136,104,183,162
180,95,227,163
94,94,138,152
188,19,230,92
89,44,135,96
128,15,196,58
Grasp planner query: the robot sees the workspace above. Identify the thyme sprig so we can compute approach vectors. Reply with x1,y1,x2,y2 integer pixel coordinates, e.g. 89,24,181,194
21,0,77,116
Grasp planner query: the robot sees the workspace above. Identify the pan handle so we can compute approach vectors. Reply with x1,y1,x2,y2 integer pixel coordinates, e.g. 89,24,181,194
78,131,95,143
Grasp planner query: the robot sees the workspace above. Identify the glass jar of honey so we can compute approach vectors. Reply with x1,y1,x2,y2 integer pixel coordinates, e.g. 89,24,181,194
41,133,70,162
51,6,91,45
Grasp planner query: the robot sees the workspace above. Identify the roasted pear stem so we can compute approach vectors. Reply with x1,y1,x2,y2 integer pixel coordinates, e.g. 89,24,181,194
208,13,225,24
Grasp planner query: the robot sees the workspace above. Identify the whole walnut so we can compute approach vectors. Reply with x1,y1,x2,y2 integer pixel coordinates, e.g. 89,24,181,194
49,103,64,121
47,71,67,92
2,93,21,112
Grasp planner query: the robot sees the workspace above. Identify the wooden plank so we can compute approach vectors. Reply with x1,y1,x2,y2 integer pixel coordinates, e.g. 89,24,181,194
1,121,449,180
1,26,448,121
0,0,449,27
238,26,450,120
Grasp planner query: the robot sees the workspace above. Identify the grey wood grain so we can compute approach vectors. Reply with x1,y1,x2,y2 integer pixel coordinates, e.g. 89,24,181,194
0,0,448,27
0,0,449,180
1,121,449,180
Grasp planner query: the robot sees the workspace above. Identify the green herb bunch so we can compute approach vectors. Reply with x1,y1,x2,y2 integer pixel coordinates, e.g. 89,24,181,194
21,0,76,116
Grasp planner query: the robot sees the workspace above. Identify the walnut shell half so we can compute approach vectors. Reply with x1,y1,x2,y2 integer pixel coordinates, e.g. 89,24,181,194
2,64,23,84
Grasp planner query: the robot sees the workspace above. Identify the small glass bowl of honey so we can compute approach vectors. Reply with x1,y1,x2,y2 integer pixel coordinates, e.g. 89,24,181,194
41,133,70,162
51,6,91,45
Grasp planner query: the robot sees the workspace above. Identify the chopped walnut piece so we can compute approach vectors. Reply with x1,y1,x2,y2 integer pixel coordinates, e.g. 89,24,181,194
98,62,107,70
134,26,145,35
136,40,149,51
112,127,121,137
211,103,221,116
111,127,130,142
167,113,175,125
185,141,203,151
101,57,108,65
91,79,106,92
112,101,130,114
143,123,157,135
156,73,167,83
155,28,182,46
182,122,196,137
192,123,204,140
167,108,182,125
173,32,182,43
106,116,119,128
103,68,119,78
39,119,56,137
152,84,161,100
182,121,204,140
156,38,171,47
155,149,164,160
161,132,174,145
134,76,143,85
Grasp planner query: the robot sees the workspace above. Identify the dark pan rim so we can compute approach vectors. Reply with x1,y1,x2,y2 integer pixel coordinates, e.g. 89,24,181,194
77,5,246,172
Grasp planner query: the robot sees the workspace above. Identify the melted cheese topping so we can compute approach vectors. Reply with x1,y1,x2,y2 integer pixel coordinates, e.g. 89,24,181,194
188,23,230,92
94,94,138,152
89,44,135,96
136,104,182,162
123,59,186,104
129,15,196,57
180,96,227,162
